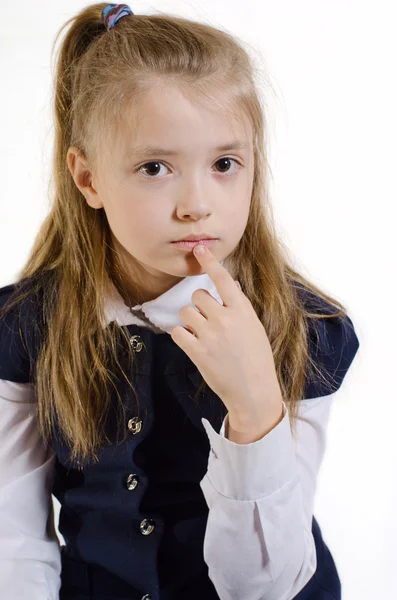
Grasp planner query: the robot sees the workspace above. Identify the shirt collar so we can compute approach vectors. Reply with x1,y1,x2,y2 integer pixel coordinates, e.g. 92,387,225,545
103,260,227,334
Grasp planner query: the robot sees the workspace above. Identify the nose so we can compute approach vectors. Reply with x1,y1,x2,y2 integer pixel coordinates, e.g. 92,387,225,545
175,178,212,220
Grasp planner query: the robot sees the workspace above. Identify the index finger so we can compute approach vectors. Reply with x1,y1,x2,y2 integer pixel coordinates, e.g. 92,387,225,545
193,244,238,307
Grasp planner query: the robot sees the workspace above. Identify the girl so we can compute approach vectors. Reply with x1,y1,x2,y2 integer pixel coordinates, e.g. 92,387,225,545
0,3,360,600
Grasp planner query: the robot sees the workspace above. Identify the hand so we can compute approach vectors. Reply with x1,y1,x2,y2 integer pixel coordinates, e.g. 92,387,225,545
170,244,283,425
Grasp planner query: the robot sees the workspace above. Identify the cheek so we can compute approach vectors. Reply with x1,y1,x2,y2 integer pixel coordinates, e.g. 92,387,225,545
110,200,166,245
225,190,251,226
133,205,165,235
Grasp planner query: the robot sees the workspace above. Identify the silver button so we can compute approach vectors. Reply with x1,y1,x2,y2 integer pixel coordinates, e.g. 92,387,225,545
140,519,155,536
141,595,151,600
130,335,144,352
127,417,142,434
126,474,139,490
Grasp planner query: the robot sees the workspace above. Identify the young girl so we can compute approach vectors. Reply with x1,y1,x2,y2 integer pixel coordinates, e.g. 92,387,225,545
0,3,360,600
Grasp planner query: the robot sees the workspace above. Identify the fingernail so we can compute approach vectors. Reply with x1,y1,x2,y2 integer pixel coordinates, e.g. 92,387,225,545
194,245,206,255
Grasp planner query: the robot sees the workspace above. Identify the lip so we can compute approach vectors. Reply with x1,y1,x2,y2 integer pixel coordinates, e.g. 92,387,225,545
171,239,218,250
172,233,216,242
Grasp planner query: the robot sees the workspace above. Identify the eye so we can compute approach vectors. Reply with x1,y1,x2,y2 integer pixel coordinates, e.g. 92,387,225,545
136,157,241,180
213,157,241,176
137,161,168,178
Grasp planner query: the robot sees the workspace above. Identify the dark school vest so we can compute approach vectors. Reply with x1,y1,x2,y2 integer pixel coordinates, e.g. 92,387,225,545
0,279,360,600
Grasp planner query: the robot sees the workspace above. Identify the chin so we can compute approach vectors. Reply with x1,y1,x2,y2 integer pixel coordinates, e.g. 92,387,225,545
167,257,205,276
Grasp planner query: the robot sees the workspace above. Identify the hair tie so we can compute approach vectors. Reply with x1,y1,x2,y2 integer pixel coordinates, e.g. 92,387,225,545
101,4,134,31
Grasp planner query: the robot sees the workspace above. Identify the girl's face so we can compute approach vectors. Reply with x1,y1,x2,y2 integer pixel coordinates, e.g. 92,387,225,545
67,84,254,304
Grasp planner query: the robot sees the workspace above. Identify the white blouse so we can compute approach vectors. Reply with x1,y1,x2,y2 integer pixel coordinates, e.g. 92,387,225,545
0,270,341,600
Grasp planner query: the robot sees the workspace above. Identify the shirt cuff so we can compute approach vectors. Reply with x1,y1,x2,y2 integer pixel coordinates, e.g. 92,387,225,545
201,401,298,501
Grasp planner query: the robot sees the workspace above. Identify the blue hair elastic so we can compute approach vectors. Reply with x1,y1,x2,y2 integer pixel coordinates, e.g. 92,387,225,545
101,4,134,31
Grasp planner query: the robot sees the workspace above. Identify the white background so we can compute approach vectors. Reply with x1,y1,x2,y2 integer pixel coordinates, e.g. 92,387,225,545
1,1,396,599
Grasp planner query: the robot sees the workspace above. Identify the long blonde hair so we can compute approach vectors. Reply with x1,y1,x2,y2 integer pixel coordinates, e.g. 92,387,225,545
0,3,350,466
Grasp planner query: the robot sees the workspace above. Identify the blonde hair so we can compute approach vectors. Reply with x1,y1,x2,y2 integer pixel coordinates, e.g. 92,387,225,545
0,3,350,466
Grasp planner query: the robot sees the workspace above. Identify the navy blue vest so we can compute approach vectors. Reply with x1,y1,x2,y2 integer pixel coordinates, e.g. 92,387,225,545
0,279,360,600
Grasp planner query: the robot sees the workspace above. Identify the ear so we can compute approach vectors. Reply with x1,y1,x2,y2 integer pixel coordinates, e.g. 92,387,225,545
66,146,103,209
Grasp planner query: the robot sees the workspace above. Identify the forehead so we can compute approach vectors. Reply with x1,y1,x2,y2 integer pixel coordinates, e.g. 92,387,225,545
109,84,253,159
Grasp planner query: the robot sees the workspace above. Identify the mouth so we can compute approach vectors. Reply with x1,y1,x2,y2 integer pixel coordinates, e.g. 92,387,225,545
171,239,218,250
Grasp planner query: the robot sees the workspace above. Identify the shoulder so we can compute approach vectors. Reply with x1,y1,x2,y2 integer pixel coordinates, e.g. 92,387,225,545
294,282,360,399
0,277,44,384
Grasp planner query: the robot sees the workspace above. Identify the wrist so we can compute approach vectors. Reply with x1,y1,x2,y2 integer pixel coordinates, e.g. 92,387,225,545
226,400,284,444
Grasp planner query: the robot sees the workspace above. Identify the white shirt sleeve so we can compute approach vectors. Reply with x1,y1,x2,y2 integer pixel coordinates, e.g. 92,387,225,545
200,393,335,600
0,379,61,600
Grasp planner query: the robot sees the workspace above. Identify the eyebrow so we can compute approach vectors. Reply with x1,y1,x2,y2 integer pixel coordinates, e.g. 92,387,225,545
127,140,250,157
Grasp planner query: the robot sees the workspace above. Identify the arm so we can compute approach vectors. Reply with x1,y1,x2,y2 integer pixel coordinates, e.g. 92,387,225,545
0,379,61,600
200,393,335,600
